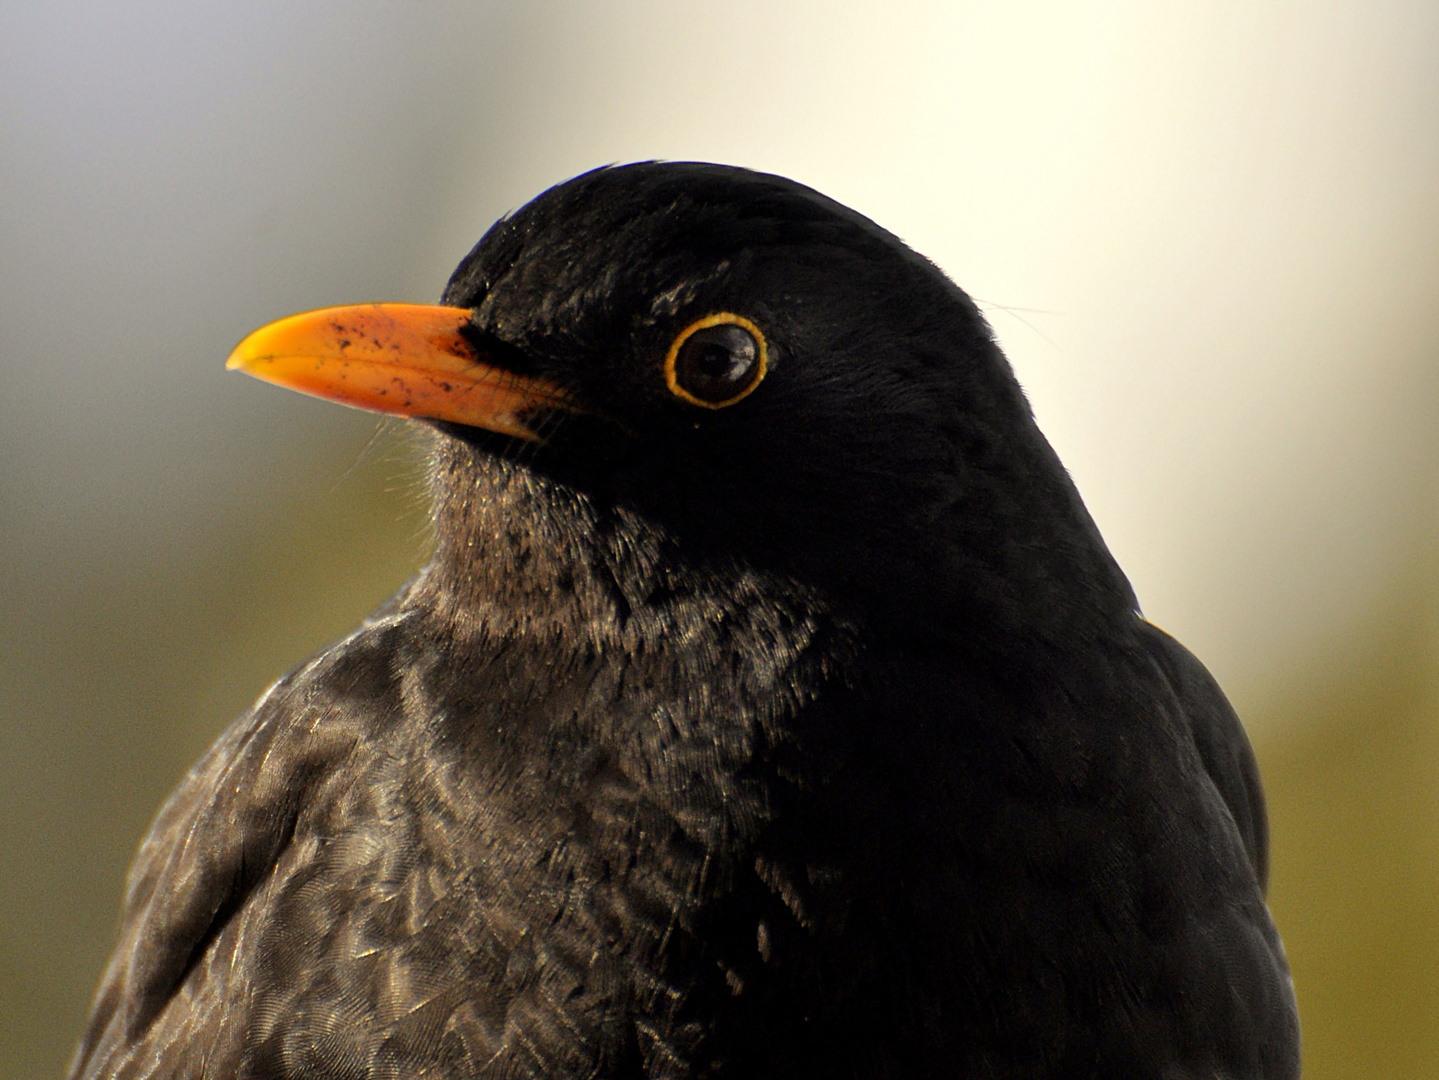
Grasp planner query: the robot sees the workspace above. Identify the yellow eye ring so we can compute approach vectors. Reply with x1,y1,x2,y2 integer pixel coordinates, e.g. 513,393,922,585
663,313,768,409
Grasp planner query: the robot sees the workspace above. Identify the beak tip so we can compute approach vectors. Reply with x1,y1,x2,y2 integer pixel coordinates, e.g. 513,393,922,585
225,330,264,372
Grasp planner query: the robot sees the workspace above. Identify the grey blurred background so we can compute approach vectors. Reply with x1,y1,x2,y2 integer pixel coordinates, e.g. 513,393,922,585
2,1,1436,1076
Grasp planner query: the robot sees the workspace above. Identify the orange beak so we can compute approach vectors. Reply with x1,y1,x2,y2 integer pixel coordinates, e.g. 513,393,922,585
226,303,571,441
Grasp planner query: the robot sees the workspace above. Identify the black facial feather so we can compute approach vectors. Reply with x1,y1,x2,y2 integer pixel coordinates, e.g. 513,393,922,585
71,162,1299,1080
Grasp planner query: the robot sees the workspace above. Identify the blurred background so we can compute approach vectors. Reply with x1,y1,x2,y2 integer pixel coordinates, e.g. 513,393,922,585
2,0,1436,1075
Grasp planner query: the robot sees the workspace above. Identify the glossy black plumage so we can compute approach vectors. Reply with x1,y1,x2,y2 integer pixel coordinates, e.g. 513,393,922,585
71,163,1300,1079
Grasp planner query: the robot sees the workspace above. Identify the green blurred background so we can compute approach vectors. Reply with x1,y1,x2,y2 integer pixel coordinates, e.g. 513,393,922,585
2,2,1436,1076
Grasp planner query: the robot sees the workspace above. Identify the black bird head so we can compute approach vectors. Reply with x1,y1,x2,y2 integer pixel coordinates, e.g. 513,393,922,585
230,163,1134,652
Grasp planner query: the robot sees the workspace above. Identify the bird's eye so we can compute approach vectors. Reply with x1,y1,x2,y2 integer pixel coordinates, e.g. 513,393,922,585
664,313,768,408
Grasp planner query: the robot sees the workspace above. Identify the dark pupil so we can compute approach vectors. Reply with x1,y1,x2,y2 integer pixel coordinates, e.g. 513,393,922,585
675,325,758,402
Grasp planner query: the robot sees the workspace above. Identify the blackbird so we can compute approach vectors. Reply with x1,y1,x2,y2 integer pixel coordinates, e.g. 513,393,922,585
70,162,1300,1080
